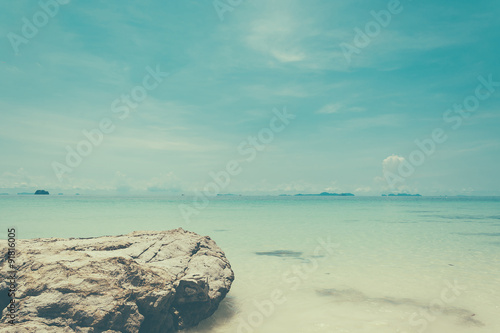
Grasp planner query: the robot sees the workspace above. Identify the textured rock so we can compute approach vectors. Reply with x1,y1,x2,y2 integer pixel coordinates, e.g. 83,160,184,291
0,228,234,332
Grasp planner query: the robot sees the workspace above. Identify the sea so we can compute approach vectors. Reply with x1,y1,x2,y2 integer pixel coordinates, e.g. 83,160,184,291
2,195,500,333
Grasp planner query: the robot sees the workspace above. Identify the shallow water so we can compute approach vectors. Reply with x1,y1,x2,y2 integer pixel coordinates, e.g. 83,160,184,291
2,195,500,332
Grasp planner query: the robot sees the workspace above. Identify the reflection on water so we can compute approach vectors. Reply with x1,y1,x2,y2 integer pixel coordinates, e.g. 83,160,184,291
316,288,484,327
185,296,240,332
255,250,303,258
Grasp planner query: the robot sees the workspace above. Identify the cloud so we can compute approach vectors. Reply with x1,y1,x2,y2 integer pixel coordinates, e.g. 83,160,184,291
0,168,115,193
245,8,306,64
382,154,406,176
316,103,366,114
263,181,315,194
354,186,372,193
317,103,342,114
323,181,341,193
0,168,33,188
146,172,183,193
107,136,216,153
113,171,132,192
323,113,405,132
240,1,350,71
374,154,411,193
251,180,342,194
0,167,186,195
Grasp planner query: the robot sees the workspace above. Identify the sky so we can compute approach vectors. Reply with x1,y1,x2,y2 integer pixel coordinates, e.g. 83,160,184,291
0,0,499,196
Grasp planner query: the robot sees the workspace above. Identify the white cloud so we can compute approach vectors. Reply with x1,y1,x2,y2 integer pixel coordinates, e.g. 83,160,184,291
373,154,412,193
146,172,183,193
317,103,342,114
246,14,305,64
0,168,33,188
113,171,132,192
271,181,316,193
382,154,406,175
323,113,405,132
316,103,366,114
354,186,372,193
323,181,341,193
241,2,350,71
106,136,214,153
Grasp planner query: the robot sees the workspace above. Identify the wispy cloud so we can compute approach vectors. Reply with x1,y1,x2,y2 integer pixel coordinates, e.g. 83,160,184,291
324,113,406,131
316,103,366,114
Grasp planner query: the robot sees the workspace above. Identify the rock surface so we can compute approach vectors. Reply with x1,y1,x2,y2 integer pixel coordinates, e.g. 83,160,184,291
0,228,234,332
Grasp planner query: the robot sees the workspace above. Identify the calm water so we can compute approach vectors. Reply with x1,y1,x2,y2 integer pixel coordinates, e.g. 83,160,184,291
2,196,500,332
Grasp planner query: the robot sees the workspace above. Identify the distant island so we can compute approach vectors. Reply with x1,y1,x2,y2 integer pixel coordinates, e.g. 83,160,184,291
382,193,421,197
35,190,50,195
17,190,50,195
295,192,355,197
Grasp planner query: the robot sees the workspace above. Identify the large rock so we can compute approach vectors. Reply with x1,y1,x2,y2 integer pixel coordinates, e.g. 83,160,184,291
0,228,234,332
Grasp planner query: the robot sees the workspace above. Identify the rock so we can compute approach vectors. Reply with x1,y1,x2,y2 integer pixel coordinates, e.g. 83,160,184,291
34,190,49,195
0,228,234,333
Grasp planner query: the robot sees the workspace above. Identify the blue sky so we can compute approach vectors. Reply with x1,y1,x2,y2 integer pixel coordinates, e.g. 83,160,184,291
0,0,499,195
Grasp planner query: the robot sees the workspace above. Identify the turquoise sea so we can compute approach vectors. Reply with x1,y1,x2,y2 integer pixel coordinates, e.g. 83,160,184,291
2,196,500,333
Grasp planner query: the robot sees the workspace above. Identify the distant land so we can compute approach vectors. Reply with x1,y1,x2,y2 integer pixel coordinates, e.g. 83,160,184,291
295,192,355,197
17,190,51,195
382,193,422,197
35,190,50,195
2,192,496,198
